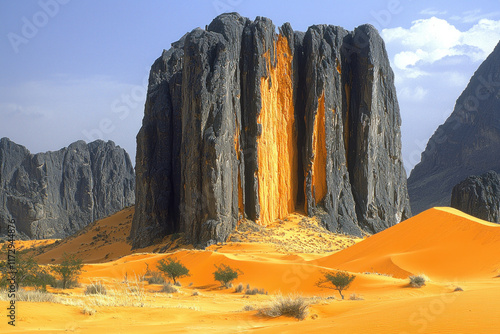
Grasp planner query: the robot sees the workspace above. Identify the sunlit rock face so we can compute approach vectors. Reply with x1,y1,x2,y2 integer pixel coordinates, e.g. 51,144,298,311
131,13,410,248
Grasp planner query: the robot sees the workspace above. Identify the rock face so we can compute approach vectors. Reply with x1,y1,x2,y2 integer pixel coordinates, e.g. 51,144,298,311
451,171,500,223
131,13,411,248
407,42,500,214
0,138,135,239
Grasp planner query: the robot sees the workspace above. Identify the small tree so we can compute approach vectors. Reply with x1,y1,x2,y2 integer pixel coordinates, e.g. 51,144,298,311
51,253,83,289
213,264,242,288
0,253,54,290
316,271,356,300
157,258,190,284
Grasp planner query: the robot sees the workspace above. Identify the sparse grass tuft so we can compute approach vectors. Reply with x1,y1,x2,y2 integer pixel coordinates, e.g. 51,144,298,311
234,283,244,293
81,305,97,315
258,294,309,320
5,289,60,303
454,287,464,292
349,293,364,300
409,274,427,288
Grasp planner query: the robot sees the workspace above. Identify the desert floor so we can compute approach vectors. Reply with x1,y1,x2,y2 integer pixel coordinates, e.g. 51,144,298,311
2,206,500,333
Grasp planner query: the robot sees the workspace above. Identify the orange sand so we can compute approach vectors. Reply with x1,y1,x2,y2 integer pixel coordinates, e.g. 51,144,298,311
317,207,500,280
2,206,500,333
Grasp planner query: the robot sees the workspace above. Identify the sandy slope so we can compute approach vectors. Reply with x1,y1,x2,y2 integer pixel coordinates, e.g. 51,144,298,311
317,207,500,280
2,207,500,333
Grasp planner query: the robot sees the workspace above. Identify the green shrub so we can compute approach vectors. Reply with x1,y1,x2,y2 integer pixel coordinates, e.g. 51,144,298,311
157,258,190,284
213,264,243,288
51,253,83,289
316,271,356,300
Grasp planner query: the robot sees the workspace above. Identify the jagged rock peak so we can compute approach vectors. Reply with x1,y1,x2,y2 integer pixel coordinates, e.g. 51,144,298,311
0,138,135,239
131,13,411,248
408,41,500,214
451,171,500,223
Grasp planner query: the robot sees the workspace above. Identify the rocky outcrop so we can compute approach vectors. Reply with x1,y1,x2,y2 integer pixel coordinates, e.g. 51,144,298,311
131,13,411,248
451,171,500,223
407,41,500,214
0,138,135,239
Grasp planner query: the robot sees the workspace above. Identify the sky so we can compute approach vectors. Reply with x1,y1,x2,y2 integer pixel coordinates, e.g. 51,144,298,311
1,0,499,175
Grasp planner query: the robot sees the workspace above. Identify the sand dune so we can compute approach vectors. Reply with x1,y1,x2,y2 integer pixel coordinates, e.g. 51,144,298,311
3,206,500,333
317,207,500,280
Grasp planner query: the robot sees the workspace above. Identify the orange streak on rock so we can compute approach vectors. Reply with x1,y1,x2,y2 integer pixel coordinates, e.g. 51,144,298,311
344,83,351,165
234,118,244,216
257,35,297,226
312,93,327,204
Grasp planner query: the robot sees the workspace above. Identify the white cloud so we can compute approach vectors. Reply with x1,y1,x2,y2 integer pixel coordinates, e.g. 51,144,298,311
382,17,500,75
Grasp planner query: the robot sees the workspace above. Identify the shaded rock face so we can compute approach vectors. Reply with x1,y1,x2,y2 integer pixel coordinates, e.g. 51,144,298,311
407,42,500,214
0,138,135,239
451,171,500,223
131,13,411,248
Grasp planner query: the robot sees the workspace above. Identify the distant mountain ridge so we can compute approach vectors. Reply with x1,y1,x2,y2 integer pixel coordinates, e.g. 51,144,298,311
408,41,500,214
0,138,135,239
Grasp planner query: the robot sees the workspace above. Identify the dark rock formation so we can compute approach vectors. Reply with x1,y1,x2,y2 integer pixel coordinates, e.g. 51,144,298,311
0,138,135,239
131,13,411,248
451,171,500,223
407,42,500,214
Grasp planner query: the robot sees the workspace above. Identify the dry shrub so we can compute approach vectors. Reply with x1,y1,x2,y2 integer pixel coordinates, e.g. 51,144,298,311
258,294,308,320
409,274,427,288
162,283,178,294
85,282,107,295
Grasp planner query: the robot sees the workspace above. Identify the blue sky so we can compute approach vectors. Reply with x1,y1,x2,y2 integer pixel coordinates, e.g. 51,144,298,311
1,0,499,174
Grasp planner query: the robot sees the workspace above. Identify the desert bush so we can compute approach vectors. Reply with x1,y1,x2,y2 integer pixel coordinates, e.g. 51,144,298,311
174,281,182,287
242,305,254,311
245,287,267,295
234,283,244,293
145,271,166,285
157,258,190,284
409,275,426,288
85,282,107,295
259,294,308,320
454,287,464,292
213,264,243,288
316,271,356,300
51,253,83,289
192,290,200,296
161,283,178,294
